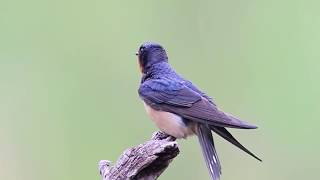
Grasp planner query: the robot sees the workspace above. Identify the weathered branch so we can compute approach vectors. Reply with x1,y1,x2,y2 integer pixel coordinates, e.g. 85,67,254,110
99,131,179,180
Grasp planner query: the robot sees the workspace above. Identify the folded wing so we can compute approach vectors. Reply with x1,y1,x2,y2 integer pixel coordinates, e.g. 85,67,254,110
139,79,257,129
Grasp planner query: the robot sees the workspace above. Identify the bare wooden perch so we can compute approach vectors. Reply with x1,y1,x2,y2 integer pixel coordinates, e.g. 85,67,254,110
99,131,179,180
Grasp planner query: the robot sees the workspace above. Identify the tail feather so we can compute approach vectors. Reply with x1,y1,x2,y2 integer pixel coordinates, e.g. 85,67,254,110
210,126,262,162
197,124,221,180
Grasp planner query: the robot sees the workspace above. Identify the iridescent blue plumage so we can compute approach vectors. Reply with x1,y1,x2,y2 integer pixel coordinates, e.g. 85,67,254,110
137,42,261,180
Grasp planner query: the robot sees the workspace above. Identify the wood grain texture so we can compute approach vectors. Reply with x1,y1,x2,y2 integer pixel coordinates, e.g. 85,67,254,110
99,131,179,180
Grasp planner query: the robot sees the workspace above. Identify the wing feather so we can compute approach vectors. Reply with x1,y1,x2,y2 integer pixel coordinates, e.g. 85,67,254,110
139,79,257,129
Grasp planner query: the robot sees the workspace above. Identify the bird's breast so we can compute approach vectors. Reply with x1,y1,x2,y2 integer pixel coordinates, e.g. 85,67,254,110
143,102,196,139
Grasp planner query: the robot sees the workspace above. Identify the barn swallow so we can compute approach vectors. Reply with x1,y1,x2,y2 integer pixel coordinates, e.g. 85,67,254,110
136,42,261,180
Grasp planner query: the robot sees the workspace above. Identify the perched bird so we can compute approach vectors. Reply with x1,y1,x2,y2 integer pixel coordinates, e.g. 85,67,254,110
136,42,261,180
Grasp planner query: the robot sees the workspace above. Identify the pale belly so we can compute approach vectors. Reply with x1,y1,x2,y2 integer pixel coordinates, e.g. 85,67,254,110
143,102,196,139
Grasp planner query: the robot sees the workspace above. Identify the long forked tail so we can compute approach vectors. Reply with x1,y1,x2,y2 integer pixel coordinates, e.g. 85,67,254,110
210,126,262,162
197,124,221,180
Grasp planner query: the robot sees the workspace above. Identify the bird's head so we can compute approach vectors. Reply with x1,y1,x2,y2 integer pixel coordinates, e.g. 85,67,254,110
136,42,168,73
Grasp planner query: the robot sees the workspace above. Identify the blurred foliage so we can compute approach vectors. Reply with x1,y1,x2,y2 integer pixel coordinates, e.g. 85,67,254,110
0,0,319,180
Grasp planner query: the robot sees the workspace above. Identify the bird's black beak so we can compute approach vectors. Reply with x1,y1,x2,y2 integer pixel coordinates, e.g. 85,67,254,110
135,52,139,56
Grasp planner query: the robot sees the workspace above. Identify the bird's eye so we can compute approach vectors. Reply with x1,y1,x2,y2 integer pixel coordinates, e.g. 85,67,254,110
140,47,145,52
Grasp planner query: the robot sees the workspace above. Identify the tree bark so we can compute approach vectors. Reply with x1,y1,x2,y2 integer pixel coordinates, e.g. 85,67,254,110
99,131,179,180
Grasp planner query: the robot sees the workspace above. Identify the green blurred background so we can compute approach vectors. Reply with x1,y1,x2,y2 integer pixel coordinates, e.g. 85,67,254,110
1,0,319,179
